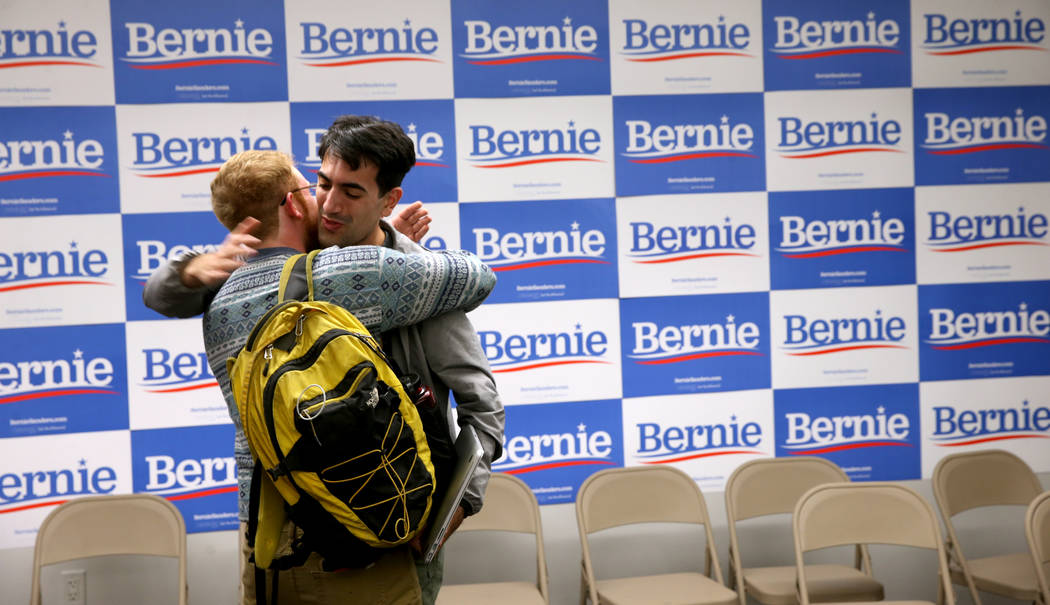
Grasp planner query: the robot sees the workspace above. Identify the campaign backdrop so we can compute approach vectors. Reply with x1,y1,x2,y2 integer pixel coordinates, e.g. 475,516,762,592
2,0,1049,547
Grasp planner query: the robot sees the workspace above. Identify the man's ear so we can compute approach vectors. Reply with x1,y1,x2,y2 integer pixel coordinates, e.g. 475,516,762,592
282,192,305,219
380,187,402,218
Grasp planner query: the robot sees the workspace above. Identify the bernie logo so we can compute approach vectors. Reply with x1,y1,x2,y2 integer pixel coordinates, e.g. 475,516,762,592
298,19,440,67
0,348,117,406
782,406,912,454
473,221,608,271
770,11,903,59
777,211,907,258
781,310,908,356
0,459,118,514
634,417,764,464
926,302,1050,350
479,324,610,373
143,454,237,501
139,348,217,394
776,112,903,158
121,19,277,69
131,127,278,178
628,218,759,264
467,120,602,168
302,122,448,168
619,17,753,62
623,116,757,163
133,240,220,283
629,316,763,364
0,241,111,293
493,423,615,474
0,20,100,68
925,207,1049,253
461,16,600,65
921,11,1046,55
0,129,107,182
921,107,1049,155
930,401,1050,447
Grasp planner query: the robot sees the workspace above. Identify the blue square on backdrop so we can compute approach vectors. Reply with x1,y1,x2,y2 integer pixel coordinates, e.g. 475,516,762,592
290,100,458,203
762,0,911,90
451,0,610,97
459,198,618,302
0,324,129,437
613,94,766,196
0,107,119,217
769,188,916,289
914,87,1050,186
774,382,921,481
491,399,623,504
131,424,239,533
110,0,288,103
620,292,771,397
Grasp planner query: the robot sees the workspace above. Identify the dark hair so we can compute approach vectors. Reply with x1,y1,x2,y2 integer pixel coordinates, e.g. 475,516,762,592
317,115,416,196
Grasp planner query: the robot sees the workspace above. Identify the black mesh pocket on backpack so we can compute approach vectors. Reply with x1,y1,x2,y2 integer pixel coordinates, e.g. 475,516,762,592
293,360,381,452
292,365,434,543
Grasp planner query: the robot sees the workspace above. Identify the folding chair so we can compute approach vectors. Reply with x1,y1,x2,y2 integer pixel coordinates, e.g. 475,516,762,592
932,449,1042,605
437,473,549,605
1025,490,1050,605
725,457,883,605
794,483,956,605
29,493,188,605
576,465,738,605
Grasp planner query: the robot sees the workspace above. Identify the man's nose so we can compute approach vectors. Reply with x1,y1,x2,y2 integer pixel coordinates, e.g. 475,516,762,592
319,191,338,213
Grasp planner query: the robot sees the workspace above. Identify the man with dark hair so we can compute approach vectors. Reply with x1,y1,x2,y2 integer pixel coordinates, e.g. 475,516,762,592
145,116,505,604
306,114,505,604
319,115,416,196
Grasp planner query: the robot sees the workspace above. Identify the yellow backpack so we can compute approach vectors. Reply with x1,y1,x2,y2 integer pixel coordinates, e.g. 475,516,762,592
228,250,436,571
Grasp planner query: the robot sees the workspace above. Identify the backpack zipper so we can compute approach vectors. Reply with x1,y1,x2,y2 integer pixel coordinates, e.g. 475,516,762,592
260,328,355,475
297,364,375,419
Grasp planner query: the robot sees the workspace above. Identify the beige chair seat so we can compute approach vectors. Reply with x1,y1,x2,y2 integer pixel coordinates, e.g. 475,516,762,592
437,580,547,605
948,553,1038,599
744,564,884,604
596,572,739,605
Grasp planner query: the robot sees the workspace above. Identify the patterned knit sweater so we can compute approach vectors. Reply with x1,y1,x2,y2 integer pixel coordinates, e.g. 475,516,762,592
202,244,496,520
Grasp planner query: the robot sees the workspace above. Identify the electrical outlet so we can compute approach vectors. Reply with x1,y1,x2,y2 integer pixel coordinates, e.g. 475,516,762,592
61,569,86,605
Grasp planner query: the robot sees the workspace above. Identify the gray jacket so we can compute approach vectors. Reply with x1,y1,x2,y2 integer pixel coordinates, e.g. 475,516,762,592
379,222,504,514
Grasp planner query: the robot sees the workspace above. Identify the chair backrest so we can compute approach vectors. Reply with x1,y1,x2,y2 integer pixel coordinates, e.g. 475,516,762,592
933,449,1042,518
726,456,849,522
576,465,724,581
1026,490,1050,605
30,493,187,605
793,483,955,605
454,473,549,603
579,465,710,530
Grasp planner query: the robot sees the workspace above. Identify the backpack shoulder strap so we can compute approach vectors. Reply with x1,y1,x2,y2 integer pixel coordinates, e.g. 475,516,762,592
277,250,320,302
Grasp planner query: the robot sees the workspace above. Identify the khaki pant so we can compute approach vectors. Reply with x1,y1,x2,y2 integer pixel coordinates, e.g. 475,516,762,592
239,522,422,605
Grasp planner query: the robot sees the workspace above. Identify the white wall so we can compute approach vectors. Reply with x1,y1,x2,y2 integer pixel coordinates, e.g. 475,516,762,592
5,473,1047,605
